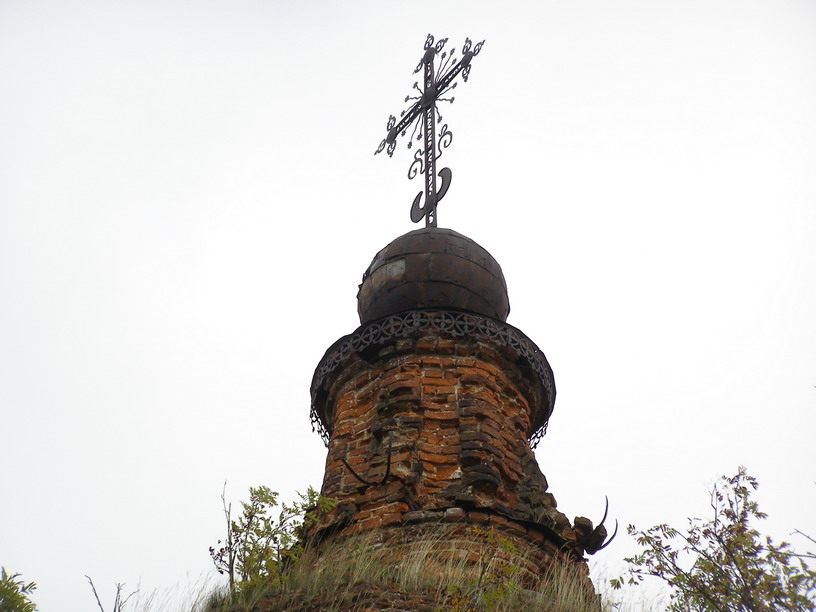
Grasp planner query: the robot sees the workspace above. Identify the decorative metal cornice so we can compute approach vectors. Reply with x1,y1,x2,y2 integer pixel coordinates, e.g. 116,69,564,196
375,34,484,228
310,310,554,449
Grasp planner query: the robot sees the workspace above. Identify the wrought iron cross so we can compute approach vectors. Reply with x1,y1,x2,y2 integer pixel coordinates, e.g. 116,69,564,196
375,34,484,227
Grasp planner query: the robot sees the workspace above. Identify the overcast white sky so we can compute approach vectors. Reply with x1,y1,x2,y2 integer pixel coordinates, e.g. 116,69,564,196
2,1,815,610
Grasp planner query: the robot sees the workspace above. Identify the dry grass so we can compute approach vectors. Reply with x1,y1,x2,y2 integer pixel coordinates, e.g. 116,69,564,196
200,526,611,612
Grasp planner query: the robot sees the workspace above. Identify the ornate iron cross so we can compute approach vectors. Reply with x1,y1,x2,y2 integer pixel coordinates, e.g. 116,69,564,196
375,34,484,228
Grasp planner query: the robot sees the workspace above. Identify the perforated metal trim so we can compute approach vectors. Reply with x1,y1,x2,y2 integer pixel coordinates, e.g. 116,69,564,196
310,310,554,449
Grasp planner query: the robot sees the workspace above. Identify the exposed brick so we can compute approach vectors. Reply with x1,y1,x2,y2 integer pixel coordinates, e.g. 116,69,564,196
422,409,458,421
489,514,508,527
401,511,436,523
418,355,442,366
424,384,456,395
358,516,382,530
381,512,403,526
443,507,465,521
415,337,438,351
418,450,457,465
416,441,458,456
313,328,591,596
459,430,485,442
468,511,491,524
479,419,504,439
434,464,461,480
420,367,444,379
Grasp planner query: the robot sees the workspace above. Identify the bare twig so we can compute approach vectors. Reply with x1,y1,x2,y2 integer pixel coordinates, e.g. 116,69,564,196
85,576,105,612
85,577,137,612
793,529,816,558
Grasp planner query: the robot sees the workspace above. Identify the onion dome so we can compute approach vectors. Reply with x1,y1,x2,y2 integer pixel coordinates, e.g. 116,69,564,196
357,227,509,325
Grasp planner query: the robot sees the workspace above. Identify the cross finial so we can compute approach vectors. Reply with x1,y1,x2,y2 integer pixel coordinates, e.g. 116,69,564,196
375,34,484,227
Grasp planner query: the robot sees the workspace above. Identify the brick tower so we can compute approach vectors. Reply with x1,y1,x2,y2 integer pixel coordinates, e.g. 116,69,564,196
306,226,610,602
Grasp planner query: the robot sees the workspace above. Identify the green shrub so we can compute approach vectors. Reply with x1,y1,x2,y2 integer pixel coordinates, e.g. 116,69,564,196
208,484,334,602
0,568,37,612
612,467,816,610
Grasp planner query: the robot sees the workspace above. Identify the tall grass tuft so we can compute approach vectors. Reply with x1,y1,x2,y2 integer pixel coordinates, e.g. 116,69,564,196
200,525,611,611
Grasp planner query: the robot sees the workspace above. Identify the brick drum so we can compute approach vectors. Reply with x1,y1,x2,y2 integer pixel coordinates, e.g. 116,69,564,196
292,228,607,609
308,328,596,584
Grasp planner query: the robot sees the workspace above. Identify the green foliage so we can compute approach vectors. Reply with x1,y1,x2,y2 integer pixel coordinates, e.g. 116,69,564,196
208,484,334,601
611,467,816,611
0,568,37,612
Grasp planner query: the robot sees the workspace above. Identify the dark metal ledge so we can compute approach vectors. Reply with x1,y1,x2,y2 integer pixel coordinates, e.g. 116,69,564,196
310,310,556,449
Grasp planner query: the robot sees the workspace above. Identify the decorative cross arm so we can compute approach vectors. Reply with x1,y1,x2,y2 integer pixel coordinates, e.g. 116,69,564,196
375,34,484,228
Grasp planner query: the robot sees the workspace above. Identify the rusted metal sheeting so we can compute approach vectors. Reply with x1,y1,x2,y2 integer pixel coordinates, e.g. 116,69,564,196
357,227,510,324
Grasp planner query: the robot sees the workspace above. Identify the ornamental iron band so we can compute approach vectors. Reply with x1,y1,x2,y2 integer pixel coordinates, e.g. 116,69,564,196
375,34,484,228
310,310,554,449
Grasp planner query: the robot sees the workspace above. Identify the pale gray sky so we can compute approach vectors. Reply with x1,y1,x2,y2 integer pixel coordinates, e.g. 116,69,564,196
2,1,815,610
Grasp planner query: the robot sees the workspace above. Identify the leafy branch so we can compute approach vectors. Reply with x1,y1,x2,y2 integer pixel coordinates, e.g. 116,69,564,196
1,568,38,612
611,467,816,611
208,483,334,601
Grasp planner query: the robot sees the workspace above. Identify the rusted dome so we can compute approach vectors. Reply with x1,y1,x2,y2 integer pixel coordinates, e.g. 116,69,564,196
357,227,510,324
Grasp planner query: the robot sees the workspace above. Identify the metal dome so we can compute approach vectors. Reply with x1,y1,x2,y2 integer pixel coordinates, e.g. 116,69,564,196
357,227,510,324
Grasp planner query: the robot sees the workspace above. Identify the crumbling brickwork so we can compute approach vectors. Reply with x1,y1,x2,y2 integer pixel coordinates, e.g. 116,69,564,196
295,228,608,609
309,330,587,572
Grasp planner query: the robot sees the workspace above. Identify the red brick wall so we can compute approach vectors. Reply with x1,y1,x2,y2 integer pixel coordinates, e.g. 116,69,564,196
311,332,587,574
